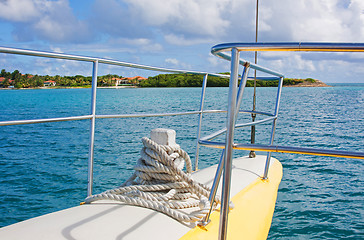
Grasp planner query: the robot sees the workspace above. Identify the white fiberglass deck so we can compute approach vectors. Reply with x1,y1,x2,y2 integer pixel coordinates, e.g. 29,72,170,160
0,155,277,240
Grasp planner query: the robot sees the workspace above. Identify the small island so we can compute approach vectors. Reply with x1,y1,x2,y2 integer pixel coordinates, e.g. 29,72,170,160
0,69,329,89
283,78,330,87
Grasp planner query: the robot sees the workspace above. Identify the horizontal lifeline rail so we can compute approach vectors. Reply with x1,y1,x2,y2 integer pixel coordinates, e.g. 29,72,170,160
198,141,364,160
0,109,271,126
0,111,226,126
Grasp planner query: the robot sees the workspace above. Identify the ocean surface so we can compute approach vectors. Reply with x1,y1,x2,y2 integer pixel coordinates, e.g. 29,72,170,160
0,85,363,239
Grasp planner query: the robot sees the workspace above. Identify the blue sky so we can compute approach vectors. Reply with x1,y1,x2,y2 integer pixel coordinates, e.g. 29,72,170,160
0,0,363,83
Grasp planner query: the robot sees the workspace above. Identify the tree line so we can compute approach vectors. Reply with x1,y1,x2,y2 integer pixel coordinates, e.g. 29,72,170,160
139,73,316,87
1,69,316,88
0,69,122,88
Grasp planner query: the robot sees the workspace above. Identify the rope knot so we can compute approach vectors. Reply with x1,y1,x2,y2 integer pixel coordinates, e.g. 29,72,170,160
85,136,219,224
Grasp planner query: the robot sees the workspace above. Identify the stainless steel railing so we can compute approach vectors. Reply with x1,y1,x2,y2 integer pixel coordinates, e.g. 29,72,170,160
0,46,229,197
198,46,285,237
1,44,364,240
210,42,364,240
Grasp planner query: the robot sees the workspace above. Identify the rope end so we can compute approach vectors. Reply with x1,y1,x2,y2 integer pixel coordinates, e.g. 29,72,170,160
197,223,209,231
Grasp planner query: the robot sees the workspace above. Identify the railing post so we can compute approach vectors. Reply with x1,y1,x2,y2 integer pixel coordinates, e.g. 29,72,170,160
201,63,249,225
263,120,276,179
219,48,239,240
87,60,98,197
201,150,225,225
195,73,208,171
235,63,250,118
263,76,283,179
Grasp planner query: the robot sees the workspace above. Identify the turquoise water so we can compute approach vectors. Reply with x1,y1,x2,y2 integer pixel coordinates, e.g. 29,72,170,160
0,86,363,239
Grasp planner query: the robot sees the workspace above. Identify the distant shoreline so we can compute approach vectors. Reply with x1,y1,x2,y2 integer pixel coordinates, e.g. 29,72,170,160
0,85,138,90
0,79,332,90
1,69,332,89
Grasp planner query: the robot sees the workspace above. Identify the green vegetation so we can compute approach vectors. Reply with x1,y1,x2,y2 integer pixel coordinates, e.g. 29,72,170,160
306,78,316,83
140,74,317,88
0,69,43,88
0,69,123,88
0,69,318,89
139,74,229,87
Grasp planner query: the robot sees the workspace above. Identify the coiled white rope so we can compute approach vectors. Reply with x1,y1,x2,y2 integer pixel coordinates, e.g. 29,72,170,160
85,137,219,224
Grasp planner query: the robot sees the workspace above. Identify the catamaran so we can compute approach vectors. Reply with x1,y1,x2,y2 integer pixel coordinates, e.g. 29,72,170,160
0,42,363,239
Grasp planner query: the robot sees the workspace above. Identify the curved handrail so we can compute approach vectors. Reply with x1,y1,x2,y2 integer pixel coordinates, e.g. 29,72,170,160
210,42,364,78
211,42,364,54
209,42,364,238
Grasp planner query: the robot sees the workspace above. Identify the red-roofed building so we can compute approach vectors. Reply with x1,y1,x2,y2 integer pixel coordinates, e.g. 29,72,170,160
114,76,147,86
127,76,147,81
0,78,13,83
112,77,129,86
44,80,56,87
0,77,14,88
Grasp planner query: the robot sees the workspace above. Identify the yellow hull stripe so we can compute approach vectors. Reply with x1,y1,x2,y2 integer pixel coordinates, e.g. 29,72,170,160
180,160,283,240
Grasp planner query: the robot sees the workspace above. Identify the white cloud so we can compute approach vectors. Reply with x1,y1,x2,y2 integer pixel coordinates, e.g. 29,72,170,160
259,52,315,77
91,0,152,38
104,0,363,45
255,51,364,82
125,0,230,37
164,57,192,69
165,58,179,65
259,0,364,42
49,46,63,53
4,0,362,46
110,38,163,52
0,0,38,22
164,34,213,46
0,0,93,43
32,57,91,76
207,56,220,67
316,59,364,82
